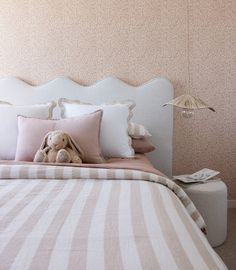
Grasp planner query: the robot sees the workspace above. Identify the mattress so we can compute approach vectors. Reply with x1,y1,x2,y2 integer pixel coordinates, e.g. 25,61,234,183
0,155,227,270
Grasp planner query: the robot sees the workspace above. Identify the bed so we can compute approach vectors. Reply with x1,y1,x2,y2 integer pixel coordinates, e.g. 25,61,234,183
0,77,227,270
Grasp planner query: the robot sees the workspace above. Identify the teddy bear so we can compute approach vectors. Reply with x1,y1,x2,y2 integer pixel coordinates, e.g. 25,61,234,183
33,130,83,163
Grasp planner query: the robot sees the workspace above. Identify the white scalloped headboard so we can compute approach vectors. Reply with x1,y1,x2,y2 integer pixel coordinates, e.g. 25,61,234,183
0,76,173,176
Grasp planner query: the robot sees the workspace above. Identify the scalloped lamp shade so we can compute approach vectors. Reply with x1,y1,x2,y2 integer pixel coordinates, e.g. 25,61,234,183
163,94,215,112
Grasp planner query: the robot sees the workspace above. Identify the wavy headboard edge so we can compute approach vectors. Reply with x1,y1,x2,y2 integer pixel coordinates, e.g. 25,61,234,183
0,76,173,176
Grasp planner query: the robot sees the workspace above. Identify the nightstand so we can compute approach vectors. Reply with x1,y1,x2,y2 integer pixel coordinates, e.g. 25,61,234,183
177,179,227,247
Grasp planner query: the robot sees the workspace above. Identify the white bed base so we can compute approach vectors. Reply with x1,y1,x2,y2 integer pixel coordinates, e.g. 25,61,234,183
0,76,173,176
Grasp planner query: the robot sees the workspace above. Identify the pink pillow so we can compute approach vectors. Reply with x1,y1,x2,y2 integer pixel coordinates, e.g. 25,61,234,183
131,139,155,154
15,110,104,163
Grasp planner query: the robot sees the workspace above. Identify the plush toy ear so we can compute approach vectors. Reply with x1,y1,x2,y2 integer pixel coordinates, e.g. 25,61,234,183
66,135,84,159
40,131,53,150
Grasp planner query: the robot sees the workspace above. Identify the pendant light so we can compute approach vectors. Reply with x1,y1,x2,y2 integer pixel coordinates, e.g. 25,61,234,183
163,0,215,118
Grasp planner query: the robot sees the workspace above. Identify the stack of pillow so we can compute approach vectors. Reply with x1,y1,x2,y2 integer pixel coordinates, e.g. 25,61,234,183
0,98,155,163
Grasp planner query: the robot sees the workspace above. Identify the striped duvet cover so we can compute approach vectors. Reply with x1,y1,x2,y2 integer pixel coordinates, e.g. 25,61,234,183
0,161,227,270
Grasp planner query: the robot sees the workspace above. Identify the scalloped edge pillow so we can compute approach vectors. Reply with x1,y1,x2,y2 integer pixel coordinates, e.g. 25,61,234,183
58,99,135,158
15,110,104,163
0,101,56,160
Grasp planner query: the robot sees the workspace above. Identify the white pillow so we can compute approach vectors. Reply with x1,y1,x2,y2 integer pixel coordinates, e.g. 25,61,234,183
0,101,56,160
59,99,135,158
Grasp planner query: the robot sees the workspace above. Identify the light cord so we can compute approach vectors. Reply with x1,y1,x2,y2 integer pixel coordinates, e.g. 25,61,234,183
186,0,191,94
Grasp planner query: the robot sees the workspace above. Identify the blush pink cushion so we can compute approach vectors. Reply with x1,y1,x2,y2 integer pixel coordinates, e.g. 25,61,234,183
131,139,155,154
15,110,104,163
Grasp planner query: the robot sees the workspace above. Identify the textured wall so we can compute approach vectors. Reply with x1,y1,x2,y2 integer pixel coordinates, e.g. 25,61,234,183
0,0,235,197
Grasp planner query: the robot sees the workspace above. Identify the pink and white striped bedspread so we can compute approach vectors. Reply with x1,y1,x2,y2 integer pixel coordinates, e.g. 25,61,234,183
0,163,227,270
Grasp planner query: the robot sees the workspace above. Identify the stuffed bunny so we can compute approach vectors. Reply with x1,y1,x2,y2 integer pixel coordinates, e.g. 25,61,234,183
34,130,83,163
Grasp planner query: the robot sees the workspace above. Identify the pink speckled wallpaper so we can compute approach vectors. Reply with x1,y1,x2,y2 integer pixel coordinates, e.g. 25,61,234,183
0,1,235,197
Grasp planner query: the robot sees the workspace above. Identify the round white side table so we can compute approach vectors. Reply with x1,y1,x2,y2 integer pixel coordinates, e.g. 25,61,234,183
179,179,227,247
